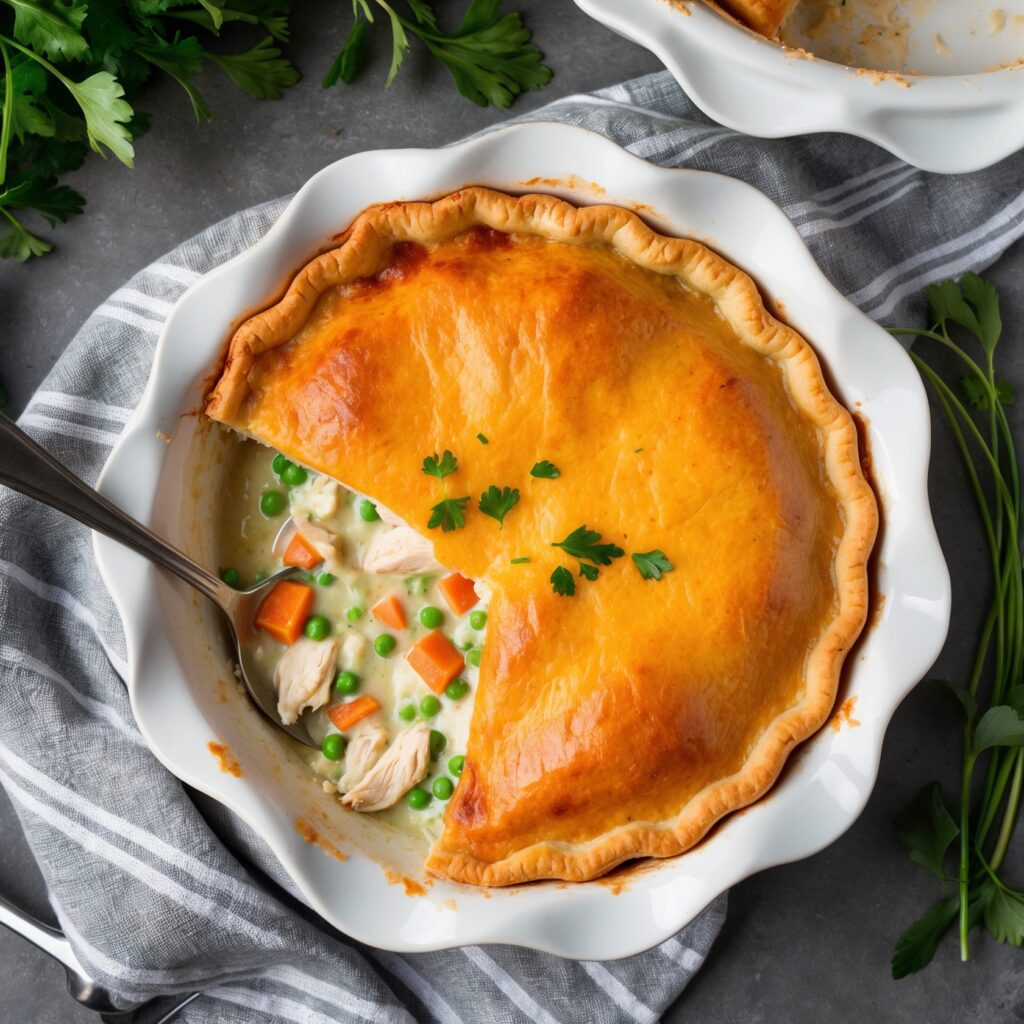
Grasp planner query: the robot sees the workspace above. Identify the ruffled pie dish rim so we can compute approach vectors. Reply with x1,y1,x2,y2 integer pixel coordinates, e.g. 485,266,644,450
92,122,949,956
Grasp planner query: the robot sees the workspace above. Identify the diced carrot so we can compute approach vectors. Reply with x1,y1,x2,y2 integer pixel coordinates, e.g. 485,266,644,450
438,573,478,616
282,532,323,570
371,594,407,630
253,580,314,645
327,695,382,732
407,630,465,695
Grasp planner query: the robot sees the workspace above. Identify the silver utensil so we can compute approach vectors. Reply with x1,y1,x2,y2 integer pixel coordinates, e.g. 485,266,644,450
0,414,317,748
0,892,200,1021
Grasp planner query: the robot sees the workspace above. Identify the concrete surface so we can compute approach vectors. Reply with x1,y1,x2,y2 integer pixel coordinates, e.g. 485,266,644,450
2,1,1023,1021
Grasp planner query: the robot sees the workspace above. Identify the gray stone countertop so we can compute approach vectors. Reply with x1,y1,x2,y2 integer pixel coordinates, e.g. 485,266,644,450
2,2,1023,1020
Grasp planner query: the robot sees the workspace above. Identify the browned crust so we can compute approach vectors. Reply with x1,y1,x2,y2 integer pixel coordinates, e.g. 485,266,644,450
207,187,878,887
709,0,799,36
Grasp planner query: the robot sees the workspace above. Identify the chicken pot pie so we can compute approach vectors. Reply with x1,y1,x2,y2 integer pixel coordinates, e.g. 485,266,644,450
207,187,877,886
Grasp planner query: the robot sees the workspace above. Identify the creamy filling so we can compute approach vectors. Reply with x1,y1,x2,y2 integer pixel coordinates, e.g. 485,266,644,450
216,436,485,837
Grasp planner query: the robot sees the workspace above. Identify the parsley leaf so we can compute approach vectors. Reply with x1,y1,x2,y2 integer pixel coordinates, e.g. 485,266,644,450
632,549,674,581
983,882,1024,945
0,205,50,258
422,449,458,480
973,705,1024,756
136,35,211,121
960,374,1014,411
891,896,959,979
478,484,519,528
578,562,598,581
427,496,469,533
208,36,299,100
321,18,366,87
530,459,559,479
510,556,529,564
476,432,488,444
959,272,1002,355
551,525,624,567
894,783,959,880
8,0,89,62
550,565,574,597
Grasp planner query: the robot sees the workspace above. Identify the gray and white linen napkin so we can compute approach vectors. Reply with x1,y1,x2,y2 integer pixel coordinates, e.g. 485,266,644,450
2,70,1023,1024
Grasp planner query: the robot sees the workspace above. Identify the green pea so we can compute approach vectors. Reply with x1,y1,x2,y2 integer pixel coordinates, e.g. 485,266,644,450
406,787,431,810
272,453,290,475
445,679,469,701
466,649,482,667
374,633,396,657
419,606,444,629
429,729,447,758
448,755,465,777
346,606,364,622
282,463,308,487
420,694,441,718
432,776,454,801
305,615,331,641
469,610,487,630
317,572,335,586
220,568,240,588
260,490,287,517
359,500,380,522
335,671,360,695
321,733,344,761
398,703,416,722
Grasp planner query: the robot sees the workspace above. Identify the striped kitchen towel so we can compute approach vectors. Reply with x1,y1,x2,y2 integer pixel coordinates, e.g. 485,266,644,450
1,69,1023,1024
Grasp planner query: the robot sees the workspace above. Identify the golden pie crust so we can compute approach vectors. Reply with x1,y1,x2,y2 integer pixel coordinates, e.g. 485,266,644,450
713,0,799,35
207,187,877,887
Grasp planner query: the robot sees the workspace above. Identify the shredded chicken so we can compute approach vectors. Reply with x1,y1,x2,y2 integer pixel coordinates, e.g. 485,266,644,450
342,723,431,812
362,525,441,575
341,633,368,671
338,720,389,791
307,476,341,519
274,638,338,725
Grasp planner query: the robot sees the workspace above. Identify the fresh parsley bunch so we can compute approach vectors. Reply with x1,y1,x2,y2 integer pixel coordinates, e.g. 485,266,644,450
0,0,549,262
890,275,1024,977
0,0,300,260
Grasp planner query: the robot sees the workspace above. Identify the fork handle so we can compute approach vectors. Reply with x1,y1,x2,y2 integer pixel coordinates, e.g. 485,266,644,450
0,415,229,606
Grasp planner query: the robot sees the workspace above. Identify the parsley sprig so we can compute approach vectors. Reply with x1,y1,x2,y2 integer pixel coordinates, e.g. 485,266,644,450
530,459,559,479
0,0,549,261
552,525,624,567
324,0,551,109
478,484,519,528
422,448,468,532
889,274,1024,977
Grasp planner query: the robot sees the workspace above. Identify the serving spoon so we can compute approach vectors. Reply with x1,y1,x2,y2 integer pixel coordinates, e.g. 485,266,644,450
0,414,318,749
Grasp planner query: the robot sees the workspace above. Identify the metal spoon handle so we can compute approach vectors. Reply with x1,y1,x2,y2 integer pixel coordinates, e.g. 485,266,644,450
0,415,228,606
0,893,75,966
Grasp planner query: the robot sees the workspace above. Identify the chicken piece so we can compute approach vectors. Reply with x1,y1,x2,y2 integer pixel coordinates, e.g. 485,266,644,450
373,502,405,528
274,638,338,725
338,719,389,791
342,723,431,812
362,526,441,575
341,633,368,671
307,476,341,519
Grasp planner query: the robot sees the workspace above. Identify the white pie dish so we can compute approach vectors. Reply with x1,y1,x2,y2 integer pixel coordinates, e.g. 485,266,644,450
93,121,950,958
574,0,1024,174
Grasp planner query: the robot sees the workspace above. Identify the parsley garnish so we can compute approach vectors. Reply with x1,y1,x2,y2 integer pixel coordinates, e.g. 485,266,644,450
631,550,673,581
887,274,1024,976
477,432,489,444
422,450,458,480
427,496,469,532
510,556,529,564
478,485,519,528
960,374,1014,410
551,525,624,567
325,0,552,109
530,460,559,479
578,563,599,581
550,565,574,597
